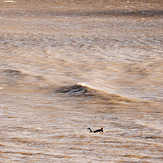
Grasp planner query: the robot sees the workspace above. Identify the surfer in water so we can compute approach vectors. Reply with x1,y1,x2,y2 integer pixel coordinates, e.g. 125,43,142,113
87,127,103,133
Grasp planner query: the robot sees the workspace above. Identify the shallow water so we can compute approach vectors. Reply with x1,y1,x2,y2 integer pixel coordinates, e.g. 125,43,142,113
0,0,163,162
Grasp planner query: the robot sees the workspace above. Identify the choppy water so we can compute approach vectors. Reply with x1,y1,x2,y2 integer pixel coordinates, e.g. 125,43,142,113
0,0,163,162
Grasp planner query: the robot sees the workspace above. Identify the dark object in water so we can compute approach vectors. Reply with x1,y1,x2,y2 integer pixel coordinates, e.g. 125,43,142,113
87,128,93,132
87,127,103,133
56,84,87,94
4,69,22,76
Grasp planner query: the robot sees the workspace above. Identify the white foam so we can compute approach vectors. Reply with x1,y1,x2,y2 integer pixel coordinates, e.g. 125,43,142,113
77,83,138,101
78,82,100,90
4,0,16,3
77,82,112,94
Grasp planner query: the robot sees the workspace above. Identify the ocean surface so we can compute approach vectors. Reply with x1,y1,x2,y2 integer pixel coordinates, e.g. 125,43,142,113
0,0,163,162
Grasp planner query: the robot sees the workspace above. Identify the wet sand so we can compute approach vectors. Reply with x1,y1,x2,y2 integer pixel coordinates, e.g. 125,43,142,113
0,0,163,162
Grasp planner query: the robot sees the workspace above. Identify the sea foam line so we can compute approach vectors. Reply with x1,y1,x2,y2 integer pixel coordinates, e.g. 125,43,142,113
77,82,113,94
4,0,16,3
77,83,137,101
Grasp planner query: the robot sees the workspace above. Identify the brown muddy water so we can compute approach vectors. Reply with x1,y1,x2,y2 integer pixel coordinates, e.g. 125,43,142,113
0,0,163,162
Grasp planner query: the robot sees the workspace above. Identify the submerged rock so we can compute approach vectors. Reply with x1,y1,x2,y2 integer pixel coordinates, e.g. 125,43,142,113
3,69,22,76
56,84,87,94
